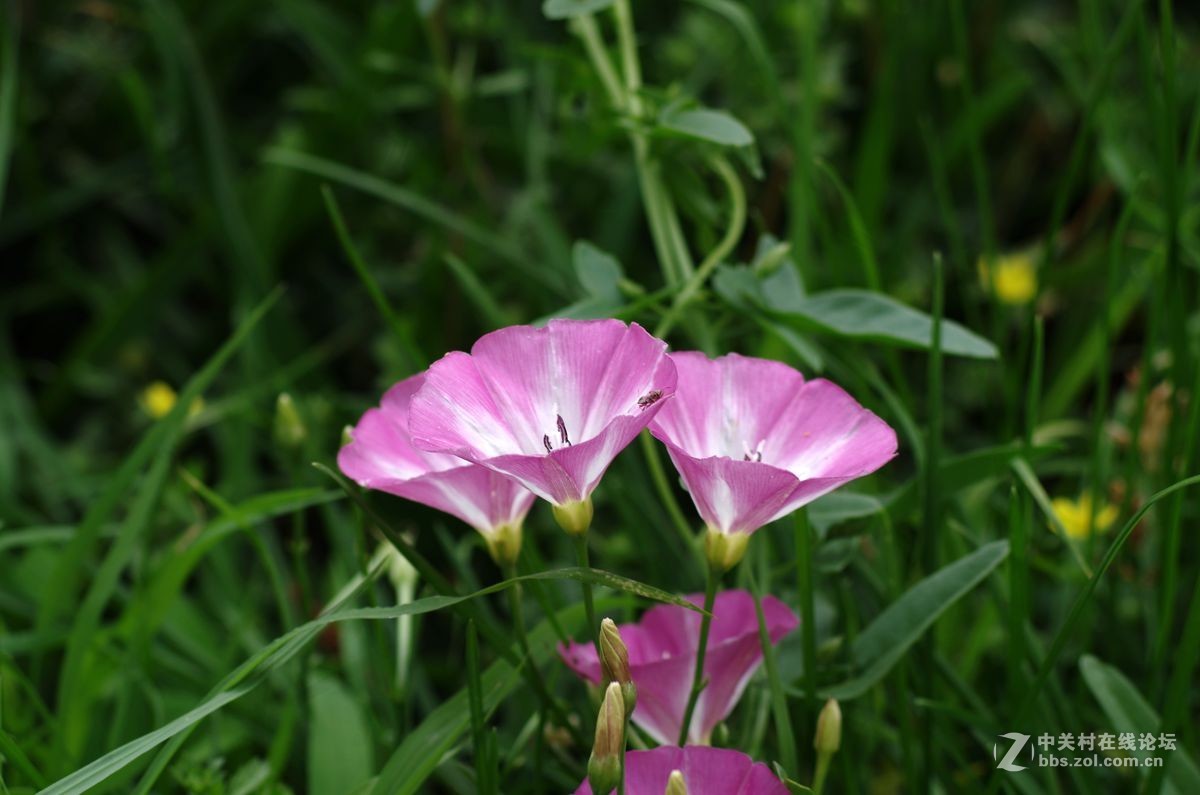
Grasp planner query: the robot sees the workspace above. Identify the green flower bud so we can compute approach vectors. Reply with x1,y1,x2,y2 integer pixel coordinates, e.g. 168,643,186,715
274,393,307,448
814,698,842,754
599,617,637,714
552,497,593,536
704,527,749,573
587,682,625,795
665,770,688,795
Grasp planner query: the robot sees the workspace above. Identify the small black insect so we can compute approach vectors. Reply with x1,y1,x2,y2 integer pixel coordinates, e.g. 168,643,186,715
637,390,664,410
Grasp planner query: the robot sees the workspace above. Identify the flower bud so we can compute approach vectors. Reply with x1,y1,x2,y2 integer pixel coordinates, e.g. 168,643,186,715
484,523,523,567
274,392,307,448
665,770,688,795
704,528,749,573
587,682,625,795
599,618,630,682
382,543,418,591
600,617,637,714
552,497,593,536
814,698,842,754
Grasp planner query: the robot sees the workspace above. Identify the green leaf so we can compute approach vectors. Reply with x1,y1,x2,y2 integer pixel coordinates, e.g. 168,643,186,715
780,289,998,359
822,541,1009,699
573,240,623,300
308,672,374,795
1079,655,1200,794
542,0,615,20
809,491,883,535
658,107,755,147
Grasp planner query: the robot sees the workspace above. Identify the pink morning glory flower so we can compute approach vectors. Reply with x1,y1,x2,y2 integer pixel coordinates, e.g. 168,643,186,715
574,746,789,795
338,373,535,564
560,590,798,745
649,352,896,567
408,319,676,524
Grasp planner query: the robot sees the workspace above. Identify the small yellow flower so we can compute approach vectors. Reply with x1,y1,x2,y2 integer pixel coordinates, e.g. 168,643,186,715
979,251,1037,305
140,381,204,420
1051,493,1119,540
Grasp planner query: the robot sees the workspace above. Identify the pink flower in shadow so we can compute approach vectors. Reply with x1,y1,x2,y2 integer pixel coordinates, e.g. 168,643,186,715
574,746,789,794
560,590,798,745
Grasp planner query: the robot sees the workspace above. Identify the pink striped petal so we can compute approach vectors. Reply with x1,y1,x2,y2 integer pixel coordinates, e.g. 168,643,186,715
650,352,897,534
409,319,676,505
338,374,535,536
559,590,798,745
574,746,789,795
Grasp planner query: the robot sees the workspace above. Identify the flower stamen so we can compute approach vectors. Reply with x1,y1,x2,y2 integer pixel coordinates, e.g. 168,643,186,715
557,414,572,446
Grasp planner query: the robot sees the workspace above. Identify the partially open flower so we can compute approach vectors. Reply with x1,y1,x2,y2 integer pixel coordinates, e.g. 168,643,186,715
408,319,677,530
338,374,535,566
561,590,798,745
574,746,788,795
650,352,896,569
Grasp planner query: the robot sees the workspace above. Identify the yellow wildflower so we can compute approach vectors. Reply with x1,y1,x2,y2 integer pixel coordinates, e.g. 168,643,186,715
140,381,204,420
978,251,1037,305
1051,493,1119,540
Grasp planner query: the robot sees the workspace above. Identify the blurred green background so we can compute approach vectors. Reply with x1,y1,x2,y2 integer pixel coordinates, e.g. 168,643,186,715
1,0,1198,792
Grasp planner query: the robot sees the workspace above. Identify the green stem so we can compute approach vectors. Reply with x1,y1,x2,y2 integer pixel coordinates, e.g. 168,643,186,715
654,155,747,339
753,548,797,774
812,752,833,795
796,510,818,707
504,563,586,749
639,431,704,575
573,535,600,657
678,563,719,746
571,4,693,286
618,715,628,795
570,15,624,109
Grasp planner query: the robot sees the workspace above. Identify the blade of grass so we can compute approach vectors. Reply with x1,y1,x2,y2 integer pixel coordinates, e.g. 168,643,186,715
751,546,797,775
264,147,563,293
321,184,424,369
466,622,496,795
48,288,283,763
444,252,518,328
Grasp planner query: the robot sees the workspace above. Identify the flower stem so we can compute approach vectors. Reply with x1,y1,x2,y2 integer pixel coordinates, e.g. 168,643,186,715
812,752,832,795
678,562,719,746
504,564,584,749
796,509,818,706
618,715,629,795
654,154,746,339
573,534,600,657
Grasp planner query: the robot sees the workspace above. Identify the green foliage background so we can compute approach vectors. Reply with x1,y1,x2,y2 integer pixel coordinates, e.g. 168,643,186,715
1,0,1198,792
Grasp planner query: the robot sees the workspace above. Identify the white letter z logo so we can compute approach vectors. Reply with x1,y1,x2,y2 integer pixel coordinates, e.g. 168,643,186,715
994,733,1032,772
